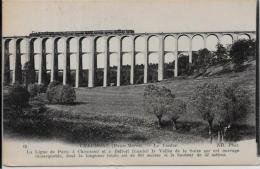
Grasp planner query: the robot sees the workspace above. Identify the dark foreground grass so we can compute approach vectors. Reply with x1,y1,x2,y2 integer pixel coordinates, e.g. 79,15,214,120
4,106,207,144
4,61,256,144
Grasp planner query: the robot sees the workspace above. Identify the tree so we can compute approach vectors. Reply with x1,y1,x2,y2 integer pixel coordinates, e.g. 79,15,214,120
215,43,228,63
230,39,256,71
223,83,250,121
197,48,211,68
190,82,250,142
190,82,223,143
167,99,186,130
144,85,175,127
212,83,250,142
178,54,189,76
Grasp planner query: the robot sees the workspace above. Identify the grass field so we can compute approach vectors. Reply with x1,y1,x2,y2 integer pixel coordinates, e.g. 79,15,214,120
4,61,256,144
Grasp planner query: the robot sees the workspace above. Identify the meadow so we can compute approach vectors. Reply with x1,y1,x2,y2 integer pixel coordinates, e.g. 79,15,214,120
4,61,256,144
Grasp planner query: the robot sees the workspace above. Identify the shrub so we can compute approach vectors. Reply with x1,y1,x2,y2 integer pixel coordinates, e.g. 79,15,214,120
144,85,175,127
46,81,76,104
59,85,76,104
167,99,186,130
27,83,46,98
46,81,60,103
4,84,30,111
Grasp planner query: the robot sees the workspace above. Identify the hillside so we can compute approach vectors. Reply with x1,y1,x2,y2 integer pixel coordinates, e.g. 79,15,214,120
42,60,256,144
4,60,256,144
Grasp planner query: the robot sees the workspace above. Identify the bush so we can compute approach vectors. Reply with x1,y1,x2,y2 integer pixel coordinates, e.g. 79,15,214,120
4,84,30,111
27,83,46,98
230,39,256,71
46,81,76,104
144,85,175,127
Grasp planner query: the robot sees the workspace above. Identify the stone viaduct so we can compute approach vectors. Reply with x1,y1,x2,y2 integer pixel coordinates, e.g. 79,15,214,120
2,30,256,88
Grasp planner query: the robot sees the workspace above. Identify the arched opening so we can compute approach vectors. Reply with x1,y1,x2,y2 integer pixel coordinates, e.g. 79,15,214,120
96,53,104,87
61,37,73,86
122,36,132,52
69,53,76,86
51,38,63,83
135,36,145,52
109,36,119,53
164,36,175,79
178,35,190,52
109,53,117,86
121,53,130,85
135,53,144,84
18,39,29,84
238,34,250,40
9,40,15,71
192,35,204,67
95,36,105,53
95,37,105,69
68,38,78,86
206,35,219,51
148,35,159,51
15,39,26,84
164,35,175,51
120,37,132,85
178,52,189,76
81,53,89,87
95,37,105,87
148,53,158,82
134,36,145,84
43,38,52,84
148,35,159,82
19,39,27,69
56,38,64,83
192,35,204,51
31,38,40,83
81,37,91,87
107,36,120,86
165,52,175,63
33,38,41,71
4,39,13,84
8,40,16,83
164,53,174,79
221,34,233,47
96,50,105,69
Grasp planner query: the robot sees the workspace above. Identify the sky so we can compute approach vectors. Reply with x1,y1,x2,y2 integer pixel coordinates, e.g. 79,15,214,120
3,0,257,69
